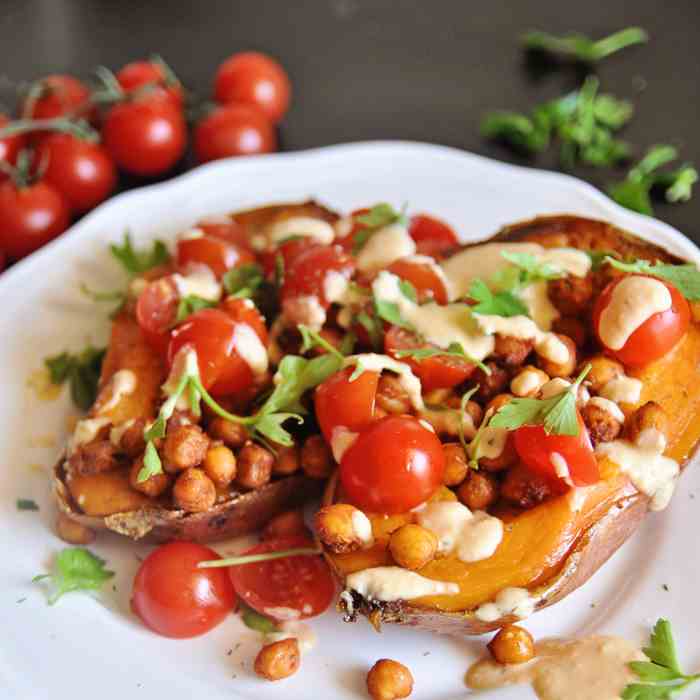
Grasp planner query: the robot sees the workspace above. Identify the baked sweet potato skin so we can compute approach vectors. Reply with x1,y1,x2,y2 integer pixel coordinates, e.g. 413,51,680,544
321,214,700,635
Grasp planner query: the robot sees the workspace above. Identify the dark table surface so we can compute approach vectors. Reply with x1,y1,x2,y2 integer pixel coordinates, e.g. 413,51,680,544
2,0,699,242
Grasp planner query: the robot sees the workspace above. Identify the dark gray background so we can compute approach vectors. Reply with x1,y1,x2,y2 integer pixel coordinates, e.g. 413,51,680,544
2,0,698,240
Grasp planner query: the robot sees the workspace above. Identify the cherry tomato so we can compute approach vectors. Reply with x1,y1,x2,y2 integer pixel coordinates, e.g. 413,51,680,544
335,207,370,252
102,100,186,176
260,236,315,278
197,217,252,250
0,249,5,272
281,244,355,305
168,304,267,396
387,257,448,304
36,134,117,214
116,59,183,110
592,275,690,368
315,367,380,442
340,415,445,513
194,104,276,164
0,113,26,177
131,541,236,639
513,413,599,487
409,214,459,258
0,179,70,260
214,51,291,124
229,535,335,621
22,75,92,122
384,326,476,392
136,276,180,354
177,234,255,278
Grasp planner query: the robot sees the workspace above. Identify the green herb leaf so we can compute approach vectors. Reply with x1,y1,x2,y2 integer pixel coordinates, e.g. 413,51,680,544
593,94,635,129
353,203,407,253
661,166,699,204
468,279,528,317
523,27,648,62
109,232,170,276
137,441,163,482
79,283,128,315
458,386,480,456
175,295,216,323
394,342,490,373
241,603,279,634
481,111,550,153
33,548,114,605
398,279,418,303
44,346,106,411
298,324,345,359
45,353,73,384
253,412,304,447
608,179,654,216
644,619,682,674
586,250,618,271
374,298,413,330
628,662,681,683
500,250,563,283
17,498,39,511
339,331,357,355
222,263,264,298
605,257,700,301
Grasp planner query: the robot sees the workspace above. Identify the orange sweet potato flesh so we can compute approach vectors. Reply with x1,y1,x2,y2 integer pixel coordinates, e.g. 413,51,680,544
324,215,700,634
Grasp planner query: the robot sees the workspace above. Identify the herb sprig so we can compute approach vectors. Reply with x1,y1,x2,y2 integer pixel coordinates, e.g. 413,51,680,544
352,203,407,254
175,295,216,323
109,232,170,276
604,257,700,301
45,346,106,411
222,263,265,299
468,279,528,317
394,342,490,374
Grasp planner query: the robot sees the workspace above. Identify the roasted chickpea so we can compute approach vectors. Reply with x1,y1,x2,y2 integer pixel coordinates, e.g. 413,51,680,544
536,333,576,378
376,374,412,415
129,457,171,497
442,443,469,486
55,512,96,545
254,638,300,681
473,362,509,402
457,471,499,510
68,440,119,476
501,463,552,509
301,435,334,479
627,401,669,452
207,417,249,448
172,468,216,512
314,503,373,553
236,443,274,490
510,366,549,398
389,524,438,571
485,393,513,415
547,274,593,316
551,316,587,347
202,444,237,487
488,624,536,665
584,355,624,393
272,445,301,475
262,510,309,540
492,335,533,367
581,401,623,445
162,424,209,473
115,417,147,458
367,659,414,700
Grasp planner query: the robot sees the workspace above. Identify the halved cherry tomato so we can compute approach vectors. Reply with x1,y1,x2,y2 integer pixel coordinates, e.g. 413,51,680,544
214,51,291,124
168,305,267,395
0,179,70,260
340,415,445,513
220,296,268,344
131,541,236,639
281,244,355,305
387,257,448,304
409,214,459,258
197,217,252,250
315,367,380,442
36,134,117,214
592,274,690,368
176,234,255,278
384,326,476,392
513,413,599,487
0,113,25,177
116,59,183,110
136,276,179,354
229,535,335,621
22,75,92,122
194,103,276,163
260,236,316,278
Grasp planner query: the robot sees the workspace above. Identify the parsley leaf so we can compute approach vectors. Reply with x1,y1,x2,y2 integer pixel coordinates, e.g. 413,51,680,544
481,111,550,153
468,279,528,317
241,603,279,634
109,232,170,276
33,548,114,605
45,346,106,411
489,364,590,435
500,250,562,283
523,26,648,63
458,385,480,456
298,324,345,359
623,619,700,699
374,298,413,330
605,257,700,301
222,263,264,298
352,203,407,253
17,498,39,511
586,249,618,271
394,342,490,374
175,295,216,323
79,283,128,317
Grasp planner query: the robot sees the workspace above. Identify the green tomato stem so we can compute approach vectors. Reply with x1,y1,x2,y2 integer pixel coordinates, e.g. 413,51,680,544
198,547,322,569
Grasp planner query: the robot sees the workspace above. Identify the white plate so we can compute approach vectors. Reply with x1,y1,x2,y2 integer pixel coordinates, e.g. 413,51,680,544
1,142,699,700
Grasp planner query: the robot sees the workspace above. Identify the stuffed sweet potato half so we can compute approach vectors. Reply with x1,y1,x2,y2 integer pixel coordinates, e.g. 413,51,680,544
309,214,700,635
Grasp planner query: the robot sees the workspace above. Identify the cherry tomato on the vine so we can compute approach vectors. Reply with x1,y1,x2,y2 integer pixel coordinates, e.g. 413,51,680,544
194,104,276,164
229,535,335,621
116,59,183,110
592,274,690,368
214,51,291,124
102,100,186,176
176,234,255,278
513,413,599,487
131,541,236,639
387,257,449,304
22,75,93,122
36,134,117,214
408,214,459,258
0,179,70,260
0,113,26,176
340,415,446,514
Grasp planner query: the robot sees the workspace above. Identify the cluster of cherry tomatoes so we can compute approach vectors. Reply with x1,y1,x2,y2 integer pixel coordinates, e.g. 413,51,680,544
0,51,291,268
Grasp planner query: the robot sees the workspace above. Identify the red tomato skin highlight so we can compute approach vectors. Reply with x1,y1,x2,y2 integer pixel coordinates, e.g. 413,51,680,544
387,257,448,304
281,244,355,305
408,214,459,258
136,276,180,354
131,541,236,639
229,535,335,621
592,275,690,368
340,415,446,514
214,51,291,123
176,234,255,278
